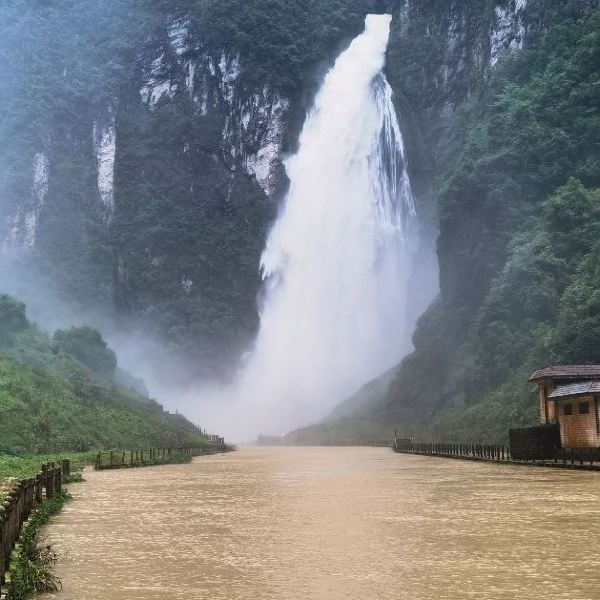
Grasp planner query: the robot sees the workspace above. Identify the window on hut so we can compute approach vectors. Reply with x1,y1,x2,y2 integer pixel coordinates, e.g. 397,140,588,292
563,404,573,416
579,401,590,414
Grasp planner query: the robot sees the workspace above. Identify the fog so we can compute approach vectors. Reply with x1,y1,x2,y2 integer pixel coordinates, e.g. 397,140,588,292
171,15,439,441
0,14,438,444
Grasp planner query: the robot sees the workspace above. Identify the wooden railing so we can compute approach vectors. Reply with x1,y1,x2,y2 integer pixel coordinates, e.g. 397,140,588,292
0,460,70,594
94,445,228,470
394,441,510,461
515,447,600,466
393,439,600,470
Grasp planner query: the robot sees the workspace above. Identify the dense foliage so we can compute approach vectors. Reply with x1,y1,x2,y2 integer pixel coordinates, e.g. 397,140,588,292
53,326,117,379
388,6,600,441
0,295,28,344
186,0,379,92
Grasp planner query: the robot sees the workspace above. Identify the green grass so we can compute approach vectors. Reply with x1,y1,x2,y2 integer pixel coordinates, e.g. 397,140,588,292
0,452,94,503
0,357,208,455
0,452,95,482
0,295,210,458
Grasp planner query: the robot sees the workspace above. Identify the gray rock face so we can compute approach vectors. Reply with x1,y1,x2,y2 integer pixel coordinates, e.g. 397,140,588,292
138,19,289,198
3,152,49,248
386,0,532,154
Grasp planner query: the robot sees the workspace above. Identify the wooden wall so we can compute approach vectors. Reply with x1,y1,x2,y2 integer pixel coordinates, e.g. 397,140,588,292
556,395,600,448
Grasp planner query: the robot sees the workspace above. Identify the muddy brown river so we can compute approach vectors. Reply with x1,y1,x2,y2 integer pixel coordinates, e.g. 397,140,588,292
40,447,600,599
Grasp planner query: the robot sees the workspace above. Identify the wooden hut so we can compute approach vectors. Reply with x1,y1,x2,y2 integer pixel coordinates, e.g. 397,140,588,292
530,365,600,449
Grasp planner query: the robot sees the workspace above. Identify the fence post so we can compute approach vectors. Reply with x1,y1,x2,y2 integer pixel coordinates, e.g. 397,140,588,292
55,465,62,494
46,464,55,499
41,463,48,497
0,504,6,591
17,481,26,525
25,479,34,516
35,472,43,504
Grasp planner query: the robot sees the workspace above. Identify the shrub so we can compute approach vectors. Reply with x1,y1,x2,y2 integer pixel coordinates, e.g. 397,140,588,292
0,295,28,345
53,326,117,379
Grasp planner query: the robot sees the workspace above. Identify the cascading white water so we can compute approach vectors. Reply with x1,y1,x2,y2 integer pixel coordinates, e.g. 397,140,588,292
231,14,419,436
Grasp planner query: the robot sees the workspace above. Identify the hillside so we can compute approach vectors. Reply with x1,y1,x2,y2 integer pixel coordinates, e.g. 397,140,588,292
0,295,208,453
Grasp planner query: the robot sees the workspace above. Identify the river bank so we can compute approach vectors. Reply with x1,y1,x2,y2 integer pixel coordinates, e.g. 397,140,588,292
0,453,94,496
0,445,231,598
38,447,600,600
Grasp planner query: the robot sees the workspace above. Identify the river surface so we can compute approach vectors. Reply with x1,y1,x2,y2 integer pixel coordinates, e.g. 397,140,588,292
40,447,600,599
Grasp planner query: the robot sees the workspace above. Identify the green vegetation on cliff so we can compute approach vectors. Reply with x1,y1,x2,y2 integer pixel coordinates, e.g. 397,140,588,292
325,3,600,443
186,0,379,92
427,8,600,440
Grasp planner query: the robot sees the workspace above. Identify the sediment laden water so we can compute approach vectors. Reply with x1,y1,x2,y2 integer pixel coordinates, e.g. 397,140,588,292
232,14,419,436
41,448,600,600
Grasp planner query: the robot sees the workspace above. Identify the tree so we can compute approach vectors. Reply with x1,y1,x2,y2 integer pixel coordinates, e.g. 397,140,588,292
53,326,117,379
0,294,28,345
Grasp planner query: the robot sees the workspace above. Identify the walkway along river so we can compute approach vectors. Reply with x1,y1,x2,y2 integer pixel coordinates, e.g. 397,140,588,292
40,447,600,600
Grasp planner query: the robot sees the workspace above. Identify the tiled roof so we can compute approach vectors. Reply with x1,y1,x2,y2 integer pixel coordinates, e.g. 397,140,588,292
529,365,600,381
548,381,600,399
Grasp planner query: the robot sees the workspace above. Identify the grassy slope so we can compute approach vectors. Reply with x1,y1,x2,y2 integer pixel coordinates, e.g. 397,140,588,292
0,295,209,458
0,356,208,454
0,452,95,482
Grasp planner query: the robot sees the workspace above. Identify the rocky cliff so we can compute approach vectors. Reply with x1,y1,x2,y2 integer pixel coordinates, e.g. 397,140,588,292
0,0,375,380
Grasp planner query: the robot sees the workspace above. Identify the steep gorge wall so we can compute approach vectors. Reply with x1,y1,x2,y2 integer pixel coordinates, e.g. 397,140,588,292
0,0,376,380
385,0,531,198
327,0,600,442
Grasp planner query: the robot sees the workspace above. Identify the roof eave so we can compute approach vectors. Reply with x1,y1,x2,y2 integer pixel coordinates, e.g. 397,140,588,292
548,391,596,400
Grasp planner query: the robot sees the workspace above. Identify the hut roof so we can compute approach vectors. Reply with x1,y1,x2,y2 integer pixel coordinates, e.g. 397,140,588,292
548,381,600,399
529,365,600,382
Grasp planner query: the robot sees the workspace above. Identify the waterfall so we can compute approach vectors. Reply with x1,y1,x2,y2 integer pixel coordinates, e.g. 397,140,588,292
223,14,420,437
